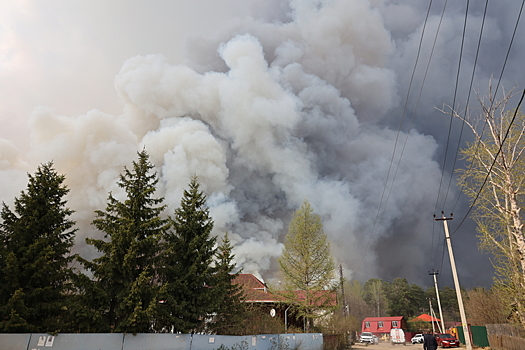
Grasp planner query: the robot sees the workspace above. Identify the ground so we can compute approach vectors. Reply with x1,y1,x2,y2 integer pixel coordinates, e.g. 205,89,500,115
351,342,440,349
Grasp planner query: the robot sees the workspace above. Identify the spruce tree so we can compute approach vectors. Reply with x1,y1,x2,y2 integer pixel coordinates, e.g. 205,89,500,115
82,150,169,333
207,233,246,335
0,162,77,333
156,176,218,333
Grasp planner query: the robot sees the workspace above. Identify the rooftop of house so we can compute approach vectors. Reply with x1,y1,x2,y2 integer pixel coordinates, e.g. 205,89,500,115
410,314,441,322
363,316,405,321
233,273,337,306
233,274,267,291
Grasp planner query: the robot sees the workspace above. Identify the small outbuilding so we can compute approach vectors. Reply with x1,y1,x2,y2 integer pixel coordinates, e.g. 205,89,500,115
361,316,406,337
409,313,442,332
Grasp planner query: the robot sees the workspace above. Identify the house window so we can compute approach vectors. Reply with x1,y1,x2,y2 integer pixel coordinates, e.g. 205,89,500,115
365,322,370,329
378,321,383,328
392,321,398,328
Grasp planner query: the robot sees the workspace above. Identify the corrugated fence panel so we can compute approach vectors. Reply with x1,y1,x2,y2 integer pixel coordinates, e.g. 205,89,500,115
191,334,255,350
123,333,190,350
0,332,324,350
0,333,31,350
256,334,280,350
289,333,323,350
27,333,124,350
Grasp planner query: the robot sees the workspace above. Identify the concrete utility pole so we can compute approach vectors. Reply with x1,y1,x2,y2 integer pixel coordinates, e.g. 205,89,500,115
428,299,436,333
339,265,349,317
429,299,442,333
429,269,446,332
435,213,472,350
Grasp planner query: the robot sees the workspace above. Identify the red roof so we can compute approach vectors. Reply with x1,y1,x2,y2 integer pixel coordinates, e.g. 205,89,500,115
411,314,441,322
233,274,267,290
292,290,337,307
233,274,337,306
233,274,283,303
363,316,404,322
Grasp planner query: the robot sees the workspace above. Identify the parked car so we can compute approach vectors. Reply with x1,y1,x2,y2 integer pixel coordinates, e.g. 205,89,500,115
359,332,378,344
436,333,460,347
411,334,424,344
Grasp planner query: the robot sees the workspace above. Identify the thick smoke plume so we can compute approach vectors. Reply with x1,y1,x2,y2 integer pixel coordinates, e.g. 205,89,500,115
3,0,521,286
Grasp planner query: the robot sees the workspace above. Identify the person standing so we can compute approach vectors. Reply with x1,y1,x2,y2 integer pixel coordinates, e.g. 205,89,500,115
423,332,438,350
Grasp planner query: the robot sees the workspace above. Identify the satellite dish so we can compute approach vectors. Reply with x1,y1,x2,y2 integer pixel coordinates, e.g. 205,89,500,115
270,308,276,317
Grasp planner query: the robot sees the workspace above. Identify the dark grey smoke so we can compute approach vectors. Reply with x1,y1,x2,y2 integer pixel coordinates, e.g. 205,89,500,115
2,0,523,289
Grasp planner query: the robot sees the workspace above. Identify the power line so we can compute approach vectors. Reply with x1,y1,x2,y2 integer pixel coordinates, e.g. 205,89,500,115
450,0,490,214
451,87,525,236
354,0,435,275
447,0,525,235
439,0,470,211
370,0,449,273
452,0,522,215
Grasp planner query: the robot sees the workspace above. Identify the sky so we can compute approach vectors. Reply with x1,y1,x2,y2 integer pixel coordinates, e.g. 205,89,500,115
1,0,524,289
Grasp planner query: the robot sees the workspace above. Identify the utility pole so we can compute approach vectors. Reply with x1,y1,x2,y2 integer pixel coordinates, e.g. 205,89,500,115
339,264,349,317
429,269,445,332
435,213,472,350
428,298,436,333
429,299,442,333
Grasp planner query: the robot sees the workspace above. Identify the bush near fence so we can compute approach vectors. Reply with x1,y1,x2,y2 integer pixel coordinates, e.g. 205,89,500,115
486,324,525,350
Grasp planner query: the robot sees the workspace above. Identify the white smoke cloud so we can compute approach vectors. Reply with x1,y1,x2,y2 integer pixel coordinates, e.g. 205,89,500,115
0,139,29,207
0,0,440,281
5,0,516,286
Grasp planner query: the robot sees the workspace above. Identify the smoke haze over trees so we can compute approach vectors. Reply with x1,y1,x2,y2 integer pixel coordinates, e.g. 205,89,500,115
0,154,247,333
1,0,525,288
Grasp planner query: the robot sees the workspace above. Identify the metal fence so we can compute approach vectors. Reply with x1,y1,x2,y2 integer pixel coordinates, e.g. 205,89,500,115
486,324,525,350
0,332,323,350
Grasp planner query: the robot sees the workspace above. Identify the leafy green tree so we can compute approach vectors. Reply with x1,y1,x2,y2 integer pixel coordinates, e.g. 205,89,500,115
454,87,525,325
439,286,460,322
0,162,77,333
81,150,169,333
425,285,460,322
407,283,427,316
156,176,218,333
207,233,246,335
278,199,336,331
384,277,425,317
346,280,374,324
363,279,388,317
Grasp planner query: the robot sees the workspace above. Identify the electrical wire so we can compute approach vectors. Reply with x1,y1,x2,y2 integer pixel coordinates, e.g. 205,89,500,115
451,87,525,236
451,0,521,218
376,0,449,274
450,0,490,213
439,0,470,211
354,0,434,275
449,0,525,235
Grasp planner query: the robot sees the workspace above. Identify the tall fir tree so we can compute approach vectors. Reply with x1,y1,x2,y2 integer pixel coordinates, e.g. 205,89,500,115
81,150,169,333
207,233,246,335
156,176,218,333
0,162,77,333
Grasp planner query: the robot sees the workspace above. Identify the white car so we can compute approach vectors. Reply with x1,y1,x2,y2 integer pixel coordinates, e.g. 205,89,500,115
359,332,378,344
412,334,424,344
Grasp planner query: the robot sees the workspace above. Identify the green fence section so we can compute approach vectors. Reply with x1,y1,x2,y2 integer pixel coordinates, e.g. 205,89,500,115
456,325,489,348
